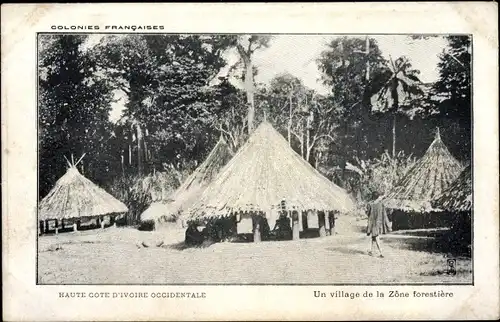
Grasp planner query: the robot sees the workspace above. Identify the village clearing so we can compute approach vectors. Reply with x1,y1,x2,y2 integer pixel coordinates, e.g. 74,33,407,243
38,216,472,285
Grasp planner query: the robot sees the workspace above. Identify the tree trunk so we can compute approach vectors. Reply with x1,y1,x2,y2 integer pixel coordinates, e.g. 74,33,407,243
365,36,370,81
305,111,312,162
300,136,304,157
315,151,322,169
392,114,396,157
121,154,125,177
128,144,132,166
136,123,144,175
288,95,293,146
245,61,255,135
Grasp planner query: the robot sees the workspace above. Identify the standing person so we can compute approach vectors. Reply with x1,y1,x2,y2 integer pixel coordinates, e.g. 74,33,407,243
366,192,392,258
185,221,203,246
273,213,292,240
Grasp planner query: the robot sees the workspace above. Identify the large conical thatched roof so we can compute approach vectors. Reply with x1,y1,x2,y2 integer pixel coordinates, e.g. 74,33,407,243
39,167,128,221
140,136,233,222
382,129,464,212
433,165,472,212
188,121,355,220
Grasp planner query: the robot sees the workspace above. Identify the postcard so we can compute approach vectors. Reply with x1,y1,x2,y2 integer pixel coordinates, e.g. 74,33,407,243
2,2,498,321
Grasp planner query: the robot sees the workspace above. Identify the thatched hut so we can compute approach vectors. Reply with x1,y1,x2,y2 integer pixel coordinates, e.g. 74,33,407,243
128,171,179,226
38,166,128,234
433,165,472,248
140,136,233,230
187,121,356,242
382,129,464,230
433,165,472,213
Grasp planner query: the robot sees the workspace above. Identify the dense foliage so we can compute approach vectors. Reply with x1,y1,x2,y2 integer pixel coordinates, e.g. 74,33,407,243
39,35,116,197
39,34,471,219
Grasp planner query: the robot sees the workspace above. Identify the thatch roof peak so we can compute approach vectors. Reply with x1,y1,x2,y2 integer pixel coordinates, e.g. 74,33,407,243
141,135,233,222
39,166,128,221
187,122,355,220
382,130,463,212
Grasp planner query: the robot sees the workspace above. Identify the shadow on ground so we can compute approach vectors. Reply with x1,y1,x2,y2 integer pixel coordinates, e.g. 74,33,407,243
325,246,368,256
384,229,471,257
165,240,216,251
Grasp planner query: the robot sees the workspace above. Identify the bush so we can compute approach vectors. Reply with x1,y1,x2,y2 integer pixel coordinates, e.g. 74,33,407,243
107,168,187,225
347,151,416,203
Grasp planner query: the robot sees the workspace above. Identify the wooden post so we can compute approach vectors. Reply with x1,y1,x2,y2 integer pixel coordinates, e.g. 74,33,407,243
292,211,300,240
44,220,49,234
54,219,59,235
73,223,78,232
100,216,105,229
112,215,117,228
330,212,336,236
318,212,326,237
302,211,308,230
253,214,261,243
325,211,331,235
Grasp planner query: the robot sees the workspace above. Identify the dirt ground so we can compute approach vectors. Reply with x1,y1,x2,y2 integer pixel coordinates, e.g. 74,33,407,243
37,216,472,285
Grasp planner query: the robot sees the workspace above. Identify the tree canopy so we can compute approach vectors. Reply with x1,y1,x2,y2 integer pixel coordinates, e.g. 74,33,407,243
38,34,471,212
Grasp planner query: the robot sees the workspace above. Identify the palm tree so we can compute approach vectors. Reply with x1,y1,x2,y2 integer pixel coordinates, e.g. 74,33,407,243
371,56,424,156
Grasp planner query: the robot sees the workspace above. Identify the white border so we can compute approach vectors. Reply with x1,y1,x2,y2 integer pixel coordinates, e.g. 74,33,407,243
2,3,498,321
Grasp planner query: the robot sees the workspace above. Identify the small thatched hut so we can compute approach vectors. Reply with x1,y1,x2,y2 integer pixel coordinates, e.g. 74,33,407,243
38,166,128,234
433,165,472,248
128,171,178,226
433,165,472,213
382,129,464,230
187,121,356,242
140,136,233,230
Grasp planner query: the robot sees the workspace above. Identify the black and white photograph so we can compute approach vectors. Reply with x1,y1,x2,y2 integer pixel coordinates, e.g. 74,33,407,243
36,32,474,285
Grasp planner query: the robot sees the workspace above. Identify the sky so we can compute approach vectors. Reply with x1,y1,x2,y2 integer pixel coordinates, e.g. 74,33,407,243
91,34,449,122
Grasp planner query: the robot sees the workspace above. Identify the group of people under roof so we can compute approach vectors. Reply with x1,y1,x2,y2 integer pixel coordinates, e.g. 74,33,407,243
184,211,336,244
184,212,296,246
184,194,392,258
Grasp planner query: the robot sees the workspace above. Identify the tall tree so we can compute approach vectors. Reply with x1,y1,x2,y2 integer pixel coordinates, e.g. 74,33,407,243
317,37,388,173
93,35,232,172
214,78,248,152
370,56,424,156
38,35,115,197
432,35,471,160
265,73,306,147
92,35,155,175
261,73,341,167
230,35,272,134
